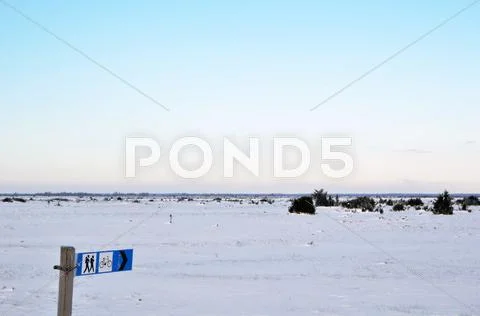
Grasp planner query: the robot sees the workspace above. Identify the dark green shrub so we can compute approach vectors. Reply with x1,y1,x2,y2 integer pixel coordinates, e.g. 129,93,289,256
406,198,423,207
374,206,384,214
432,191,453,215
341,196,376,212
386,199,394,206
289,196,315,214
463,195,480,206
312,189,335,207
393,203,405,211
2,197,13,203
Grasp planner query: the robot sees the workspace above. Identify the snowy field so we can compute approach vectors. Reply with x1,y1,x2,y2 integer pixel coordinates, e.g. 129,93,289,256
1,197,479,316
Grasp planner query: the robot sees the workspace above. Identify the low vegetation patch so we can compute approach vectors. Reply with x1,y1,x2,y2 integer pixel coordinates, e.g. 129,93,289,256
379,198,394,206
460,195,480,208
2,197,27,203
260,197,274,204
341,196,376,212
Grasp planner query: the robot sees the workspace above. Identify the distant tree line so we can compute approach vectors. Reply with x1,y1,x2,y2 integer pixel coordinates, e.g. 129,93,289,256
288,189,473,215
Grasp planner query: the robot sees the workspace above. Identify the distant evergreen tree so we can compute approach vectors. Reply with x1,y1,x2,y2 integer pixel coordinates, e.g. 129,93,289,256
432,191,453,215
312,189,335,207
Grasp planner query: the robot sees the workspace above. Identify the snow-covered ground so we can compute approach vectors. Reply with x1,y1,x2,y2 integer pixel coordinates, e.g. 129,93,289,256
1,198,479,315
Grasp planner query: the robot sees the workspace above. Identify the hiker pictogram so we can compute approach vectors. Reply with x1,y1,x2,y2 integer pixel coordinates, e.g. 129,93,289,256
81,253,96,274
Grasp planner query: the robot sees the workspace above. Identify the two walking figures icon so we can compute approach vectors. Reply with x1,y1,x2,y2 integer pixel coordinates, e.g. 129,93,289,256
83,254,96,273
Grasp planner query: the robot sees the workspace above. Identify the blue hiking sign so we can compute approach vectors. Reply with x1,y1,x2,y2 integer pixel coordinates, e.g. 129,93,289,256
75,249,133,276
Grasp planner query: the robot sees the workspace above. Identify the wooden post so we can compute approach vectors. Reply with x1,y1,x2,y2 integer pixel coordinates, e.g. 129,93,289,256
56,246,75,316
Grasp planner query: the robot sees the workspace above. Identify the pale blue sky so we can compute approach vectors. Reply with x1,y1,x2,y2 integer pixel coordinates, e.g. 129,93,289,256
0,0,479,193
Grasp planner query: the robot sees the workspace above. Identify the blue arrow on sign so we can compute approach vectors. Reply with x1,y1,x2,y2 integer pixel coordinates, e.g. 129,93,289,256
75,249,133,276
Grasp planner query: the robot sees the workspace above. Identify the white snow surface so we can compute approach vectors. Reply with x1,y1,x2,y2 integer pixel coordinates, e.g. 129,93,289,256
1,198,479,316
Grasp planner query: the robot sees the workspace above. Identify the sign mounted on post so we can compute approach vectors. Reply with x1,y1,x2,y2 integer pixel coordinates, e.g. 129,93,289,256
75,249,133,276
54,247,134,316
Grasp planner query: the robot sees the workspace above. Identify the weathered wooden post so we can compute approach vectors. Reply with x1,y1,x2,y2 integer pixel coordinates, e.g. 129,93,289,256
54,246,75,316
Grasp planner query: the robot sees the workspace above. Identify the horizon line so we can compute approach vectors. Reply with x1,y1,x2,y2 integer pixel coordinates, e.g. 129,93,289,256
1,191,478,197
